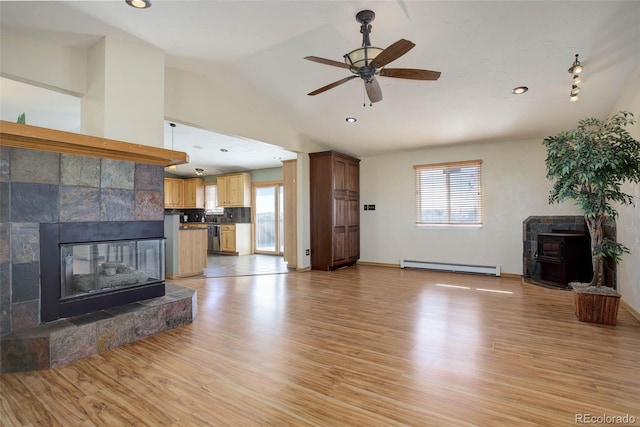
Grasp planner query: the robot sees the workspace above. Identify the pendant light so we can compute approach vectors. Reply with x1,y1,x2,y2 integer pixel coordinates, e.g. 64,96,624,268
166,122,177,171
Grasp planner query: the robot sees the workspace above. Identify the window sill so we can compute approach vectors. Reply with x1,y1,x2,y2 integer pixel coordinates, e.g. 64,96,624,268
416,224,483,230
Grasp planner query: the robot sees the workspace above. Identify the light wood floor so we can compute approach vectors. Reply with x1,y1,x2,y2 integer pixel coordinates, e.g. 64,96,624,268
2,266,640,426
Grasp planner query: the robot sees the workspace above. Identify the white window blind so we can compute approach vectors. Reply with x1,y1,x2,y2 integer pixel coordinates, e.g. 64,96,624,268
205,184,224,214
414,160,483,226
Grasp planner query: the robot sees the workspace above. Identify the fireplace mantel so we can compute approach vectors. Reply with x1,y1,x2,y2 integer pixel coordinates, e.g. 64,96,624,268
0,120,188,166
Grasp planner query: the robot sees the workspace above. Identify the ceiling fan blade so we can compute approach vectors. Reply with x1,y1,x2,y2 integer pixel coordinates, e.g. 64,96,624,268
379,68,441,80
365,77,382,103
370,39,415,68
308,75,358,96
304,56,354,70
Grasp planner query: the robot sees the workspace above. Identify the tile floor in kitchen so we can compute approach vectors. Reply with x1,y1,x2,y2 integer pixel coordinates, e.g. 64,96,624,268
203,254,289,277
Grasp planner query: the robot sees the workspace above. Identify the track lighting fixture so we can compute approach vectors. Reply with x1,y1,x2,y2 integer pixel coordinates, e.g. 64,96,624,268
568,54,583,74
568,54,584,102
195,168,204,176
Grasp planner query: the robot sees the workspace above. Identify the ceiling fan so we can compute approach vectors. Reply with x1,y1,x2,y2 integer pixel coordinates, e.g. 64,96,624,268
305,10,441,104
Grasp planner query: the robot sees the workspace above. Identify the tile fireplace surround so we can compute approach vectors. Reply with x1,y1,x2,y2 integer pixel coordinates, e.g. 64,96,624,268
0,121,191,373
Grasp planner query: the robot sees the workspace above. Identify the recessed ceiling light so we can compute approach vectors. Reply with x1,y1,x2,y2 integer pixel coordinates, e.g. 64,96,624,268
512,86,528,95
220,148,228,152
125,0,151,9
273,156,282,160
193,145,203,150
345,117,357,123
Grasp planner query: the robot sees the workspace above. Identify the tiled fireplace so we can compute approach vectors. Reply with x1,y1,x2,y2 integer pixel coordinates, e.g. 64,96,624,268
0,127,195,373
40,220,166,322
522,215,617,288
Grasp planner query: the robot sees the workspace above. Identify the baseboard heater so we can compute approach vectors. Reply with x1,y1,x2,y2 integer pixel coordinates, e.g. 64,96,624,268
400,259,501,277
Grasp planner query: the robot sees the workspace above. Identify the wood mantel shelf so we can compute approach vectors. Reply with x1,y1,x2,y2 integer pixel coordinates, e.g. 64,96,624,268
0,120,188,166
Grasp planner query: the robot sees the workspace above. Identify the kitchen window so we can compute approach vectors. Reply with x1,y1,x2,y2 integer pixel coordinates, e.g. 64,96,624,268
414,160,483,227
204,184,224,214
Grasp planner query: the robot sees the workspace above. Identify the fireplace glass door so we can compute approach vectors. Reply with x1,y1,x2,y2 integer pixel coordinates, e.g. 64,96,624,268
60,238,165,299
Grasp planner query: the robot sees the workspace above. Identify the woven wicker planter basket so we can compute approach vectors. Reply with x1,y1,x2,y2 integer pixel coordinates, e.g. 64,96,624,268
571,284,620,326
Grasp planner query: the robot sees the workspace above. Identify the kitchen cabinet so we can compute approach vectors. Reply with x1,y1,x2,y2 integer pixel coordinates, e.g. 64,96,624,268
183,178,204,208
310,151,360,270
220,223,251,255
217,173,251,207
164,177,204,209
164,178,184,208
177,226,208,277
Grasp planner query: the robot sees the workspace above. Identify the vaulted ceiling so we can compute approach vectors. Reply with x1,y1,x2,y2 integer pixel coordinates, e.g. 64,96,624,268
2,1,639,168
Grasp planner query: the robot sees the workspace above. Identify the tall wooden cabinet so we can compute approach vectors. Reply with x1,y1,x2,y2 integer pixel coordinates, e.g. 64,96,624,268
310,151,360,271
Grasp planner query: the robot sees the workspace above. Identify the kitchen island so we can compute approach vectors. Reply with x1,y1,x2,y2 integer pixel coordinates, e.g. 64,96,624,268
164,213,208,278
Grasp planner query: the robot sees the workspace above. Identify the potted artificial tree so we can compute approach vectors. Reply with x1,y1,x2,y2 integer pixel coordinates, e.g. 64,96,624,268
543,111,640,325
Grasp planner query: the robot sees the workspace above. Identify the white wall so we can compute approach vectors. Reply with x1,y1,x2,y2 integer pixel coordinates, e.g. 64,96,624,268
164,67,323,156
86,38,165,148
360,138,582,275
612,64,640,315
0,32,86,96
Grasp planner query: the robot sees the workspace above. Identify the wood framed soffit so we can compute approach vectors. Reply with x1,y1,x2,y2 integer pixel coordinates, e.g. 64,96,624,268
0,120,188,167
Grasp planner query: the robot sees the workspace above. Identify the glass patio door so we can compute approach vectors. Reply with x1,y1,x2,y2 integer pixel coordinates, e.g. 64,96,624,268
254,184,284,254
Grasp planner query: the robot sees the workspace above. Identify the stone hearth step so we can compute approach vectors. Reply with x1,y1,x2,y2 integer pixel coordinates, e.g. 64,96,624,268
0,283,196,373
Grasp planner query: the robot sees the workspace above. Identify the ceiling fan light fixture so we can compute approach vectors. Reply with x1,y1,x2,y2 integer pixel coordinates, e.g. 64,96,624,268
125,0,151,9
344,47,383,69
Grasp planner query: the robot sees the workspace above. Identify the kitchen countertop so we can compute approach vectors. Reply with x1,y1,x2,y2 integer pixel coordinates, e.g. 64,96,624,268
179,223,208,230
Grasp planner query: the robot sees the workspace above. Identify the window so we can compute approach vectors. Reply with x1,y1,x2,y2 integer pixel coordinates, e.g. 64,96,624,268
204,184,224,214
414,160,483,226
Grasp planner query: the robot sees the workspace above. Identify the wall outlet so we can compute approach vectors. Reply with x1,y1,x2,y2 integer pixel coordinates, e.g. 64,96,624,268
305,249,310,256
364,204,368,211
368,204,376,211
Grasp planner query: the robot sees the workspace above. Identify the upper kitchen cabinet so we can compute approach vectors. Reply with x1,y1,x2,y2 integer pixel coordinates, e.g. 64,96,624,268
164,178,184,208
164,177,204,209
217,173,251,207
183,178,204,209
310,151,360,271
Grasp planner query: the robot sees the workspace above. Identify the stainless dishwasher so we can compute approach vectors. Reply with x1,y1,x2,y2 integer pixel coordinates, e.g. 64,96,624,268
207,223,221,254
